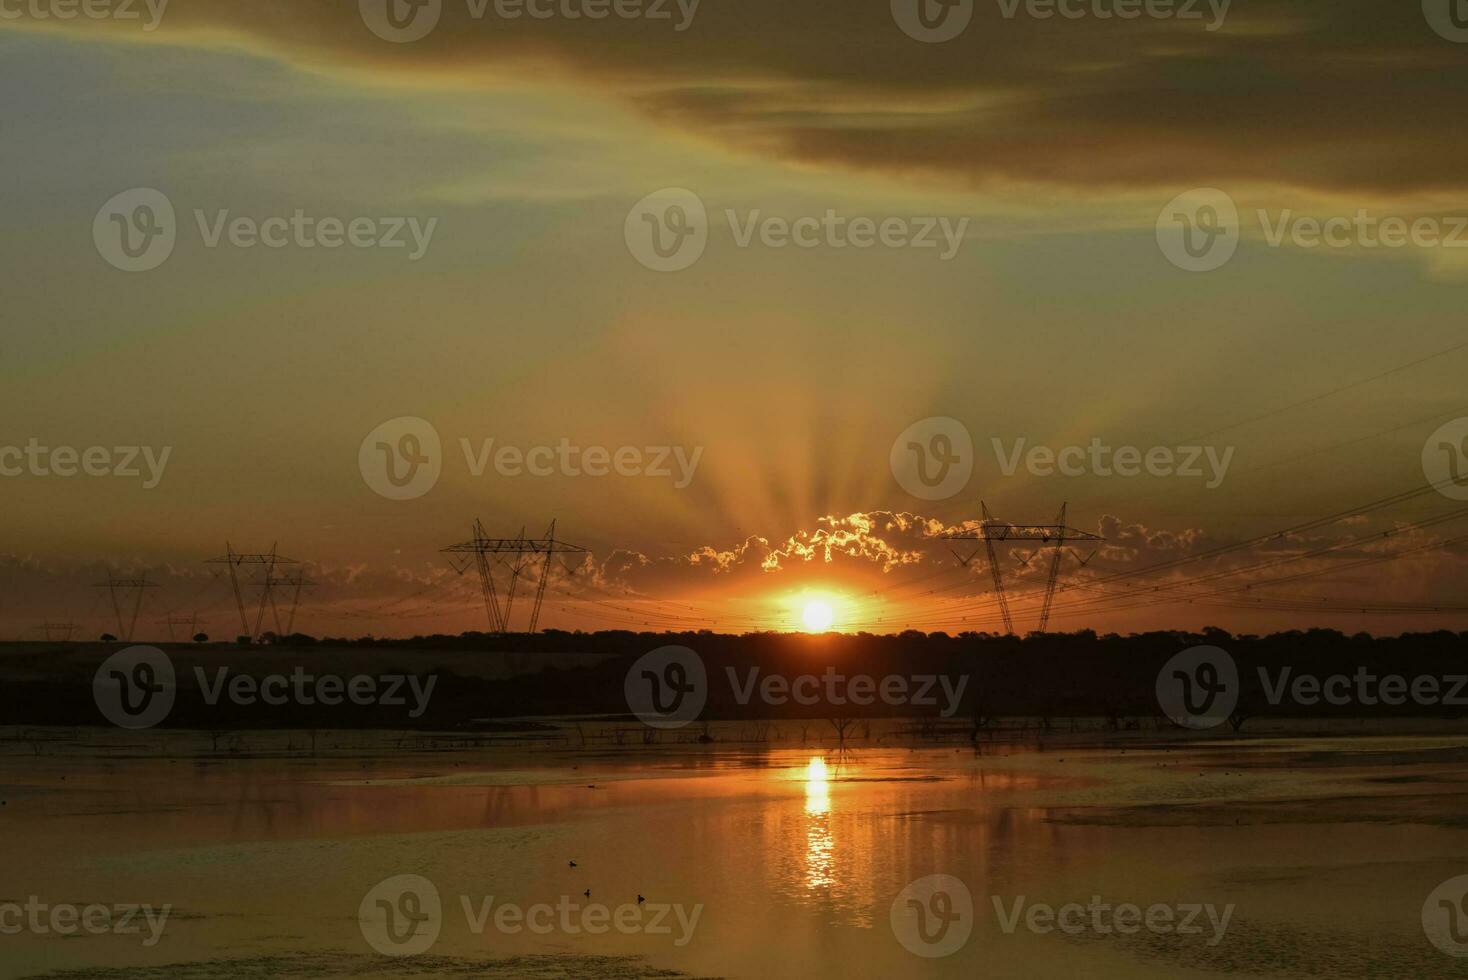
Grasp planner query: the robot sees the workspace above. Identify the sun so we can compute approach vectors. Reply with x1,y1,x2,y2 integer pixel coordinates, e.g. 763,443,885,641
801,599,835,632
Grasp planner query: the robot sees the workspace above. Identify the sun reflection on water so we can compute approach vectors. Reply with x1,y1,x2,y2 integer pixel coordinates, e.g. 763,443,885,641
804,756,834,890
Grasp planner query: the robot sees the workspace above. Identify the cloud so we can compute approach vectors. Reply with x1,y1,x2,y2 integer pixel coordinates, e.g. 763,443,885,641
10,0,1468,198
4,504,1465,637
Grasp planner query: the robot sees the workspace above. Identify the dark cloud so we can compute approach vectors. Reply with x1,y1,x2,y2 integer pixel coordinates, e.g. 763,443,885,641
12,0,1468,194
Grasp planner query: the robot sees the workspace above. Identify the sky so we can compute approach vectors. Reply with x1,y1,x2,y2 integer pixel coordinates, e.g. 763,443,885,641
2,1,1468,639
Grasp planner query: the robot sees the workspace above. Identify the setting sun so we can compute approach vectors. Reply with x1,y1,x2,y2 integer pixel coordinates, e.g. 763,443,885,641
802,599,834,632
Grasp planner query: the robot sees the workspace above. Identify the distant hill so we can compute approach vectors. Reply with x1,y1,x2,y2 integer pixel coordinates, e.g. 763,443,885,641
1,628,1466,730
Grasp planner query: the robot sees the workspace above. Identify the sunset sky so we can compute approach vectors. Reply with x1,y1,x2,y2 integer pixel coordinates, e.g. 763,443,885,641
3,1,1468,638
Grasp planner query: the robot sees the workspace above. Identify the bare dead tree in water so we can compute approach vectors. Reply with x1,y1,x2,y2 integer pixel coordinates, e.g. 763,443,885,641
968,687,993,743
827,714,856,743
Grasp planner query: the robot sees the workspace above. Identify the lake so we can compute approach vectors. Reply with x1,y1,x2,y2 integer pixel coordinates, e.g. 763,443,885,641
1,724,1466,978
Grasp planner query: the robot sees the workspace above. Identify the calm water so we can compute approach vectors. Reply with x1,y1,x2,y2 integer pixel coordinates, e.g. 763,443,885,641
2,726,1467,978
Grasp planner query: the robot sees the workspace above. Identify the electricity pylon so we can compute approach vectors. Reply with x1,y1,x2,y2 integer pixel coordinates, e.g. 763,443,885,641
265,574,309,637
38,622,78,642
944,502,1102,634
205,544,299,642
93,573,159,642
443,519,587,634
157,612,201,642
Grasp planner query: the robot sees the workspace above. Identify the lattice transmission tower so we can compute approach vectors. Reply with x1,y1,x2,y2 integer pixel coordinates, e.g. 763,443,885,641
37,622,78,642
204,544,301,642
265,573,310,637
157,612,203,642
93,573,159,642
943,502,1102,634
443,519,587,634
